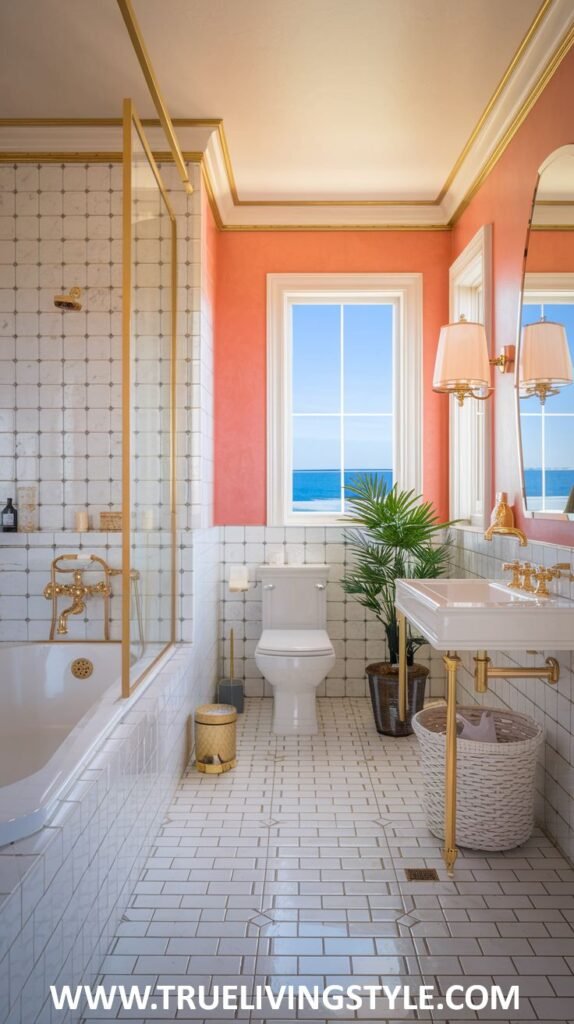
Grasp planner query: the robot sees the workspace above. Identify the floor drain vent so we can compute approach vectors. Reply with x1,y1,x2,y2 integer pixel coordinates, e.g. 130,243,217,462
404,868,439,881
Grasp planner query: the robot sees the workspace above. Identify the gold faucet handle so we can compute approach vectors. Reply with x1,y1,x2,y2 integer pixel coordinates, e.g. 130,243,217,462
520,562,536,592
551,562,574,581
534,566,555,598
502,560,522,589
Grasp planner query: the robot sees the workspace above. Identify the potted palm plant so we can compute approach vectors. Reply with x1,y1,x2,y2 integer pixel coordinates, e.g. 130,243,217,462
341,476,452,736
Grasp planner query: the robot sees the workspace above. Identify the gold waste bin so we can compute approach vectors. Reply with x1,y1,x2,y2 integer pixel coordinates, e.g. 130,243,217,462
195,704,237,774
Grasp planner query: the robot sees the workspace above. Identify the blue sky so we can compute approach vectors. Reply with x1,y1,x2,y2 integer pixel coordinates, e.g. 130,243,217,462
292,303,393,471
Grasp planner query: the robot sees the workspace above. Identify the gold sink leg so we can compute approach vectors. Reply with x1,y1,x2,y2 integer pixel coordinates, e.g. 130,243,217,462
443,652,460,877
474,650,490,692
397,611,407,723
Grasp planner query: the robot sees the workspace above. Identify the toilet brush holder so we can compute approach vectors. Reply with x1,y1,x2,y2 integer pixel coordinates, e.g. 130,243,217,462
217,629,244,713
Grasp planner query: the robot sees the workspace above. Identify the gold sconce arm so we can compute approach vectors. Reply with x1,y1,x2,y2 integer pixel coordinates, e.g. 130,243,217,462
489,345,515,374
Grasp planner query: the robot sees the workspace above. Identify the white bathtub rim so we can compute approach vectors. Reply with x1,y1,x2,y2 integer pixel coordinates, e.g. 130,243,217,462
0,643,178,848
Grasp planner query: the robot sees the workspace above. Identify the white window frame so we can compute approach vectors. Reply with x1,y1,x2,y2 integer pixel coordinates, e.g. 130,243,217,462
267,272,423,526
449,225,493,528
519,273,574,518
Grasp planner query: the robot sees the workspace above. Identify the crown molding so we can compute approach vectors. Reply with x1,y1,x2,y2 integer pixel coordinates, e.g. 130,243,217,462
0,0,572,229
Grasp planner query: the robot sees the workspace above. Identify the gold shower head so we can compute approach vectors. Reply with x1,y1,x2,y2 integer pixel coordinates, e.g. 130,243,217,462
54,286,82,311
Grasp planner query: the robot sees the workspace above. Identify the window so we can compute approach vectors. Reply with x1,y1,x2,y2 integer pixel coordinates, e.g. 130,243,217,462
449,225,492,528
267,273,422,525
520,274,574,514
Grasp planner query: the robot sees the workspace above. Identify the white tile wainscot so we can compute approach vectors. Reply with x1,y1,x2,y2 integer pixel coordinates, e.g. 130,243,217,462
0,644,216,1024
219,525,446,700
451,526,574,863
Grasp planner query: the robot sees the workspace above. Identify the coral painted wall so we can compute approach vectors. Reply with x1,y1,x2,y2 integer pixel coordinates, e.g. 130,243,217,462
451,47,574,546
214,231,450,524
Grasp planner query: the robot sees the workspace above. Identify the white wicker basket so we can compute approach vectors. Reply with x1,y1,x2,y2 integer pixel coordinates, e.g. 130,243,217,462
412,704,544,851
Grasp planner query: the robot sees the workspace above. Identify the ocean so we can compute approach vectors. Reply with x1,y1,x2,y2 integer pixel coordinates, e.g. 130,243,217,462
293,469,392,511
524,469,574,498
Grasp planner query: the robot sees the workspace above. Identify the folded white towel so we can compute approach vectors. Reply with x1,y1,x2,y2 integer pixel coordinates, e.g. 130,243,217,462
456,710,497,743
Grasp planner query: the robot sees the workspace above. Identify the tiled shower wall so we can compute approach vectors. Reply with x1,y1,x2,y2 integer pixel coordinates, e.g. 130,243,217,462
0,160,220,644
0,162,122,530
219,525,445,698
451,526,574,863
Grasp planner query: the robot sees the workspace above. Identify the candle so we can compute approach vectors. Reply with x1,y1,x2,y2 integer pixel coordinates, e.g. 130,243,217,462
75,510,89,532
142,509,155,530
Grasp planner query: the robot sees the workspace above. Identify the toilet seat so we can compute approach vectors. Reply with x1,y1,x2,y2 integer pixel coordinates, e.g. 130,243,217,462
257,629,333,657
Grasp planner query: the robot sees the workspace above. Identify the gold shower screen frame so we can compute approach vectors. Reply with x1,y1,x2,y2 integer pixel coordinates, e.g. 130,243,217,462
122,99,177,698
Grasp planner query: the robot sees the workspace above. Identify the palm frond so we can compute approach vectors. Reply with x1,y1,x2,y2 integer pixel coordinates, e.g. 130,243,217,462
340,474,455,647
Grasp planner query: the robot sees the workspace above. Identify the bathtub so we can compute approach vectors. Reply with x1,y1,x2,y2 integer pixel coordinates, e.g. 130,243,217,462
0,642,171,846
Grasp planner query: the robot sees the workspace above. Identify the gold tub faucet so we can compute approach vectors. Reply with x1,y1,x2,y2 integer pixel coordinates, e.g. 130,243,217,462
44,554,116,640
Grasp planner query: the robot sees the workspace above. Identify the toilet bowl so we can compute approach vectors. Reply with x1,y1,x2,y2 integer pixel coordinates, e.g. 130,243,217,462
254,565,335,735
256,629,335,735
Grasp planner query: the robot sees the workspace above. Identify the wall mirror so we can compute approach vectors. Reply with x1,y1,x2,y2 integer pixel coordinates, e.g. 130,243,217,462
517,145,574,520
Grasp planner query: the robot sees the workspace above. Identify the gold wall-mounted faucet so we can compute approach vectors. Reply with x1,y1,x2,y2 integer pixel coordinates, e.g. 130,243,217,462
484,524,527,545
44,553,117,641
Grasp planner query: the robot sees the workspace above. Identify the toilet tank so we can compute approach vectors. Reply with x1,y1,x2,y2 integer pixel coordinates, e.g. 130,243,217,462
258,564,330,629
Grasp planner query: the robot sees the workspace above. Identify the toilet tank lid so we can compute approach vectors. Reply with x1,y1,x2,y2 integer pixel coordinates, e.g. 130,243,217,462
258,629,333,656
258,564,330,578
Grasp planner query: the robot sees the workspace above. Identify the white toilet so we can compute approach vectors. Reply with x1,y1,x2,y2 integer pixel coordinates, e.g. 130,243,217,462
255,565,335,735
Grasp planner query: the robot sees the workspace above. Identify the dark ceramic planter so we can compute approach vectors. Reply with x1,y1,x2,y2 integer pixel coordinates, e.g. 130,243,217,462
366,661,429,737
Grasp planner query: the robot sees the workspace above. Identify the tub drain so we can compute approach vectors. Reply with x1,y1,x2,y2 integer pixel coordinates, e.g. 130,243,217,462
71,657,93,679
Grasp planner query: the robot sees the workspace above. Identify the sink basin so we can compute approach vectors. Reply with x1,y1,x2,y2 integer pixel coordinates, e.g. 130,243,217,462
395,578,574,651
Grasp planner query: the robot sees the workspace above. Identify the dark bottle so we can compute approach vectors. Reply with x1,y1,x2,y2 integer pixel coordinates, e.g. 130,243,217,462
1,498,17,532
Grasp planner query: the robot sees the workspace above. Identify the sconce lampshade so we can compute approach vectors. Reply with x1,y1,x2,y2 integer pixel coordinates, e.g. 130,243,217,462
433,319,491,398
520,320,573,392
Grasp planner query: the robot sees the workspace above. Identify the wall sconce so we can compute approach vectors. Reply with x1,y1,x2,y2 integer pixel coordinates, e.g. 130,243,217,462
432,316,514,406
519,317,573,405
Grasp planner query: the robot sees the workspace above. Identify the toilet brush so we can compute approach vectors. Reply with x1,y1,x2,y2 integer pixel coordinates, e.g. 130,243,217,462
217,628,244,713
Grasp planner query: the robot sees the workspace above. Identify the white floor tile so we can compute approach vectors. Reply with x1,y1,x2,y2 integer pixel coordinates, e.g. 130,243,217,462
83,698,574,1023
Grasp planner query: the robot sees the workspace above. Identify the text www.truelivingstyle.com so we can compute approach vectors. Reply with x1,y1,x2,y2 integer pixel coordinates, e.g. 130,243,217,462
50,982,520,1014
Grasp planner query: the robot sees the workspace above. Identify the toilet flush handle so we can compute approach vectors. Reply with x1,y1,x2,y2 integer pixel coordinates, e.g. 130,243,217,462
263,583,275,590
315,582,326,590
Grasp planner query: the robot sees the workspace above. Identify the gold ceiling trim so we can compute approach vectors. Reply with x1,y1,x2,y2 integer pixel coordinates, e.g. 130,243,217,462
0,0,554,213
201,163,224,230
0,150,203,163
218,223,450,232
449,23,574,225
436,0,553,203
0,2,570,230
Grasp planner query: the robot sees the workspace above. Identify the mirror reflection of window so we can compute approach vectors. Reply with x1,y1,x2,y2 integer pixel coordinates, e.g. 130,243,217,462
520,302,574,513
517,144,574,519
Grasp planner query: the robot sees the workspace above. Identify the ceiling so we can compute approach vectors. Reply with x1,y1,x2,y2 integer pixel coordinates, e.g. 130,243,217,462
0,0,573,227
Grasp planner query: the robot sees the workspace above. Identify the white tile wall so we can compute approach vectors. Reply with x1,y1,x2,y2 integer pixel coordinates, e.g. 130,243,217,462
0,162,123,532
0,160,219,645
219,526,445,699
450,526,574,863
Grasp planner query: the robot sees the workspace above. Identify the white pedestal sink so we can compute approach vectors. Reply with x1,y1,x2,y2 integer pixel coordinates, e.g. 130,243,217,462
395,577,574,651
394,576,574,878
